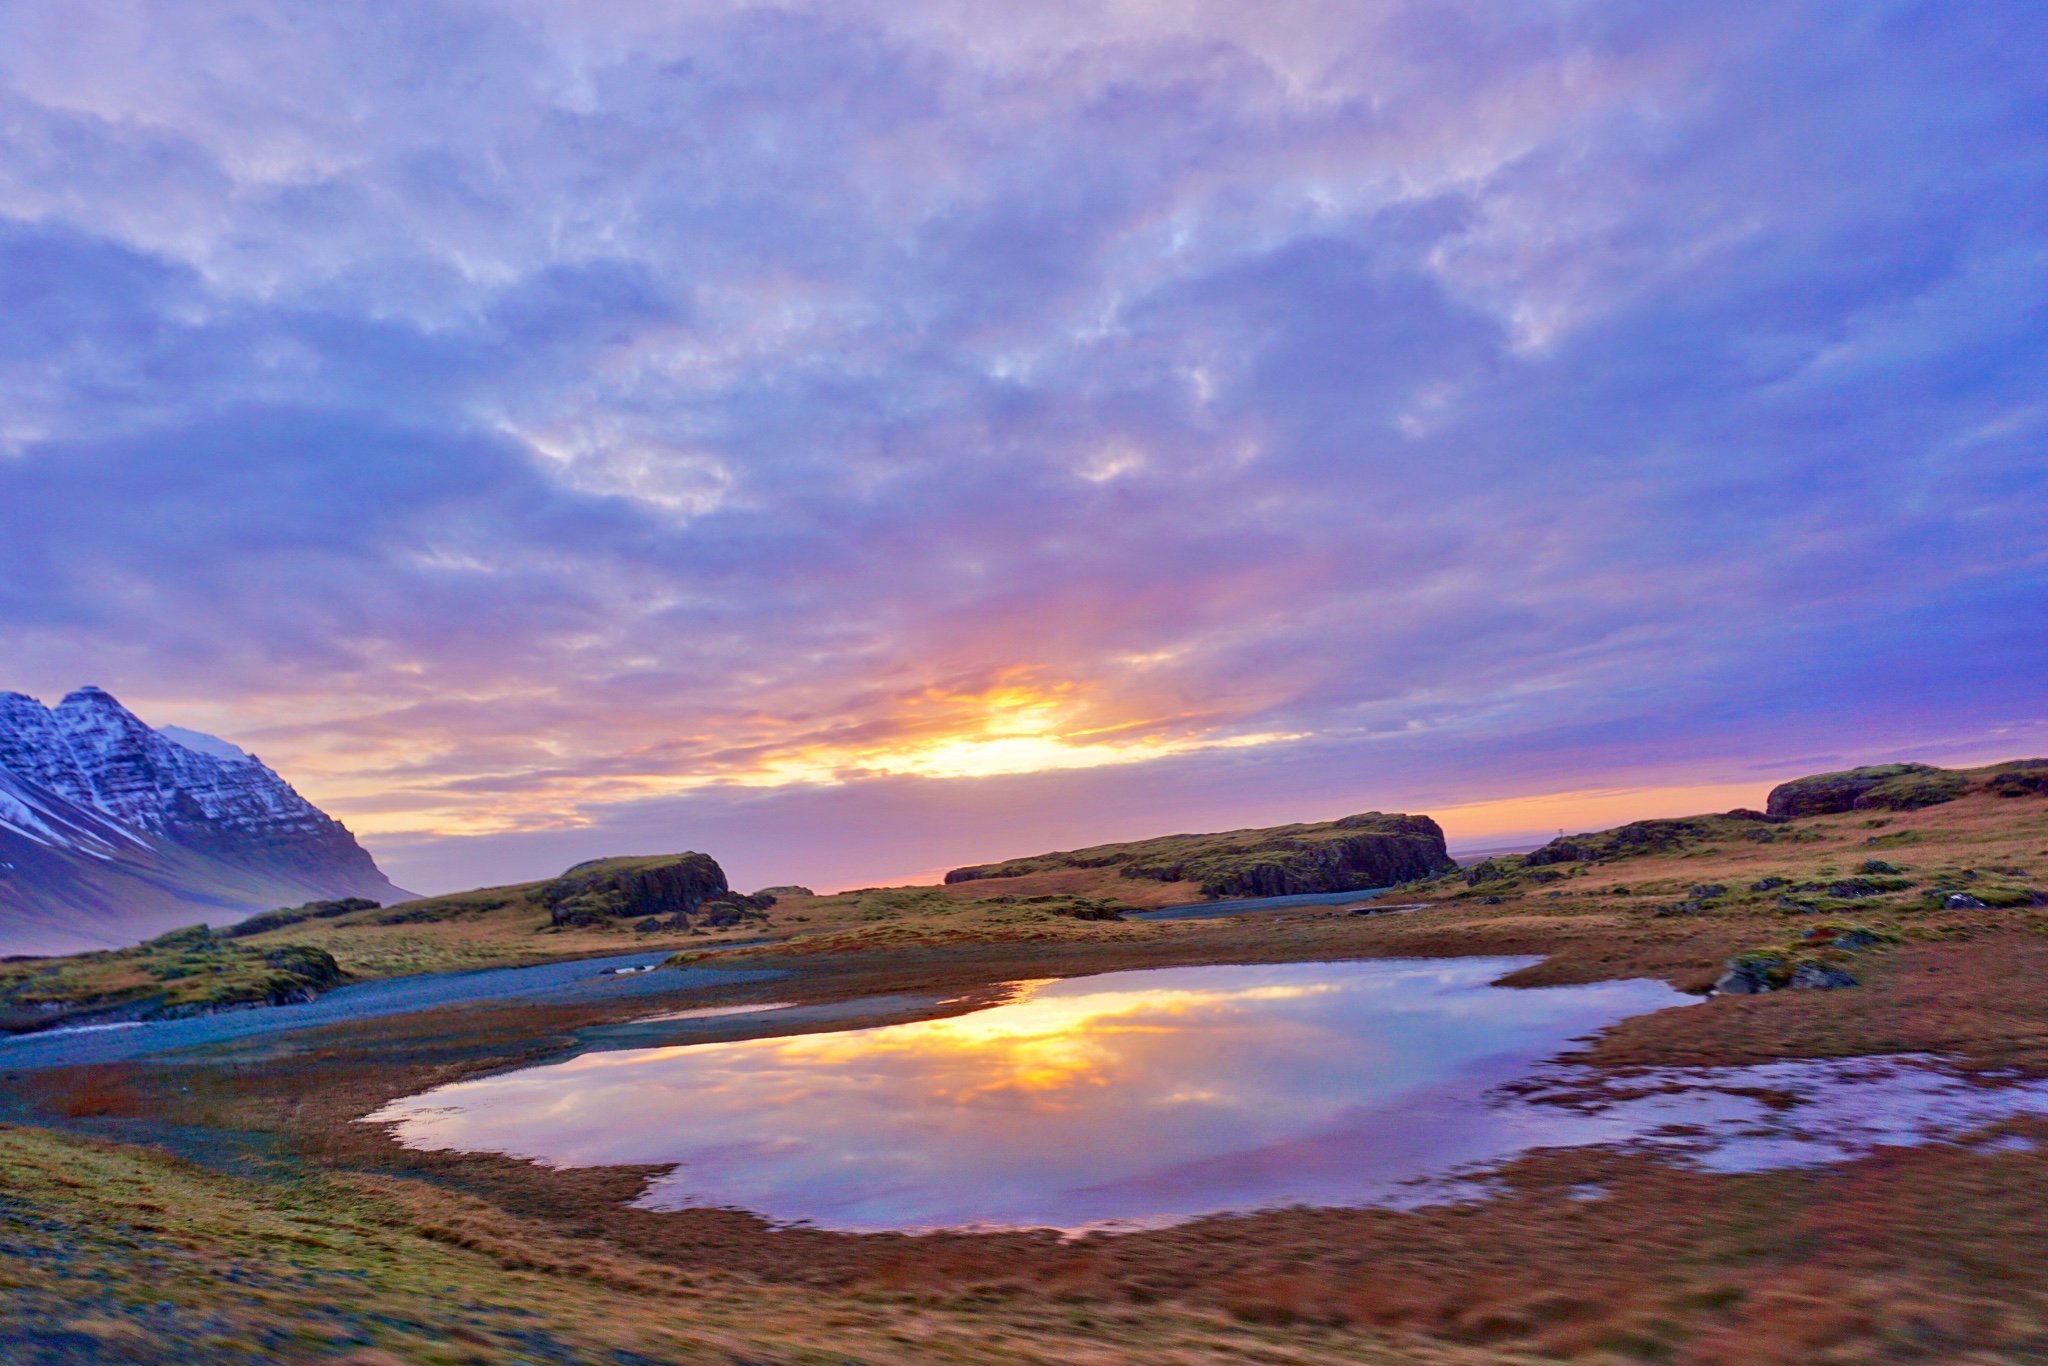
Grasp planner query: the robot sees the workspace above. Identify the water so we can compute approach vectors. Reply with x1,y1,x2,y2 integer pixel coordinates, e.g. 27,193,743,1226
368,959,2048,1233
0,952,786,1070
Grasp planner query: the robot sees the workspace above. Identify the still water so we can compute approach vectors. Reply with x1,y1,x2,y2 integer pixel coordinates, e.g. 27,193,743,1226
372,958,1710,1230
372,958,2048,1230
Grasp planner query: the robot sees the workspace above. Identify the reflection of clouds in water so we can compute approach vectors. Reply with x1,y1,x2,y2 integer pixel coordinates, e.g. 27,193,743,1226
371,962,2048,1234
1517,1056,2048,1173
370,958,1696,1228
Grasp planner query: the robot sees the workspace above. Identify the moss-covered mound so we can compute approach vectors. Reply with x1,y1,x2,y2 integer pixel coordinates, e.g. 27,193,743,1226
0,924,348,1029
1766,763,1969,817
945,811,1455,898
1523,811,1786,867
1987,760,2048,798
220,896,382,939
540,852,731,928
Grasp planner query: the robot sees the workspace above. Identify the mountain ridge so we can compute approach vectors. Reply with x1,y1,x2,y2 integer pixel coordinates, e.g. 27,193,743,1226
0,687,409,954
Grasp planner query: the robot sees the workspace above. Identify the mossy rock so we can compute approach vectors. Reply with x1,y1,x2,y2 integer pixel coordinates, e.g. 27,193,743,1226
541,852,729,928
1799,923,1898,951
945,812,1454,898
1987,763,2048,797
1522,812,1780,867
1957,886,2046,909
1859,769,1968,811
1717,953,1792,993
1766,764,1963,818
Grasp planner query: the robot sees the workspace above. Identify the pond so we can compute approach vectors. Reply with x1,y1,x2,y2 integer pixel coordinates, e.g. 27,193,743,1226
369,958,2048,1233
371,958,1707,1230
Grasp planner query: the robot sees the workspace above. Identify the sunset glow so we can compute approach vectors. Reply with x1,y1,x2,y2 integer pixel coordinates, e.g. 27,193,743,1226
0,1,2038,893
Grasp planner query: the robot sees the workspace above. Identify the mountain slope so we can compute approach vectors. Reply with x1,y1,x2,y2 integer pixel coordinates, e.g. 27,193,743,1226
0,688,409,954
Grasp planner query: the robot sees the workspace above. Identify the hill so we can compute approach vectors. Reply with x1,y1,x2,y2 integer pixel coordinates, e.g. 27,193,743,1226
14,760,2046,1008
697,759,2047,971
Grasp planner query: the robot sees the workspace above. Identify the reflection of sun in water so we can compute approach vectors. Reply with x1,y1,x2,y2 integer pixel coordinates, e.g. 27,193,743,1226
368,962,1722,1234
750,980,1341,1107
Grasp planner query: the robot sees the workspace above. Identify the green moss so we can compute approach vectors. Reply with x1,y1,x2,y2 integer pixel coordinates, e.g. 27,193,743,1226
219,897,381,939
1767,763,1967,818
0,930,348,1022
944,812,1453,898
1521,814,1784,867
1859,769,1969,811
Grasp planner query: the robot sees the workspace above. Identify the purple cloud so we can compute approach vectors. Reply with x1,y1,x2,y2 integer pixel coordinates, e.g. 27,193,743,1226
0,0,2042,891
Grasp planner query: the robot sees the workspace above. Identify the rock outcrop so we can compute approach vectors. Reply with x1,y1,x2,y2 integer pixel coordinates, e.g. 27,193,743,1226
1765,764,1967,817
1987,760,2048,797
946,811,1456,900
0,687,408,954
541,853,731,928
1523,811,1784,866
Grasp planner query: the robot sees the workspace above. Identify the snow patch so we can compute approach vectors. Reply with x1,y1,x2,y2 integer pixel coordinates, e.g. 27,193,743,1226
160,726,250,762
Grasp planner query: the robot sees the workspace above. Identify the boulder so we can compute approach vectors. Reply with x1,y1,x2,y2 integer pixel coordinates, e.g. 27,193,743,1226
1465,858,1520,887
1789,962,1856,991
543,853,729,928
697,894,773,928
1715,956,1786,994
260,943,345,989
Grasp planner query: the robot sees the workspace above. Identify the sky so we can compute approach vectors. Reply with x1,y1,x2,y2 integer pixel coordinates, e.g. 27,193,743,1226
0,0,2043,896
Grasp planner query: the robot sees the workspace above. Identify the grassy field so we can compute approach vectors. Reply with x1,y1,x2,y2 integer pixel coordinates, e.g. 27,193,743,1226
7,761,2048,1362
16,760,2040,1006
689,764,2046,979
0,1122,1533,1366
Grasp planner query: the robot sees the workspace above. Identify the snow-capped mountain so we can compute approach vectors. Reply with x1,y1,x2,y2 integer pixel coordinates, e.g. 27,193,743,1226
0,687,409,954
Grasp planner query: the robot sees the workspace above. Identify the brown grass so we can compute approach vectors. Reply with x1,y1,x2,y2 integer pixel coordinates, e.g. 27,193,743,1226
8,788,2048,1361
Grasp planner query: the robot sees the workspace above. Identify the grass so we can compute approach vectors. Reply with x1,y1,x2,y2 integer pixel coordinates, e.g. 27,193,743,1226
0,925,344,1027
9,769,2048,1361
0,1122,1519,1365
169,769,2048,984
12,759,2048,1362
1421,769,2048,993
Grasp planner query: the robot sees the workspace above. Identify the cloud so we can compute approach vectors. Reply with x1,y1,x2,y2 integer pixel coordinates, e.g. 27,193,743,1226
0,0,2042,890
